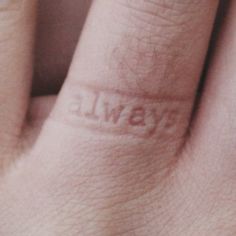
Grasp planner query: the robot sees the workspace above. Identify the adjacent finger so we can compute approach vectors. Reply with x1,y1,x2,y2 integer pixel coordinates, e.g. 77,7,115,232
187,1,236,163
0,0,36,163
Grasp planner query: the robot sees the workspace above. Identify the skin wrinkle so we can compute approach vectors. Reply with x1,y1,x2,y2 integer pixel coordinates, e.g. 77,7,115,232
98,181,175,236
69,190,160,235
53,158,166,209
116,0,202,23
37,132,177,235
36,131,175,232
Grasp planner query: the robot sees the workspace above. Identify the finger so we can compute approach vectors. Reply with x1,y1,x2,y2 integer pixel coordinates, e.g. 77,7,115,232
31,1,219,223
0,0,36,155
187,1,236,162
46,1,218,150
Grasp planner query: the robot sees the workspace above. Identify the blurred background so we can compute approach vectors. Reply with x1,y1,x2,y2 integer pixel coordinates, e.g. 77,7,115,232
33,0,91,95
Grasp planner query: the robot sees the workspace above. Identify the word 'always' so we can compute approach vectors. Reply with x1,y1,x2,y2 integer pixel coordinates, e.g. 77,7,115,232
61,84,188,138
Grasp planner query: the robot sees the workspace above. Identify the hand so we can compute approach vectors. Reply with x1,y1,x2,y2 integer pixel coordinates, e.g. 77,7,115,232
0,0,234,235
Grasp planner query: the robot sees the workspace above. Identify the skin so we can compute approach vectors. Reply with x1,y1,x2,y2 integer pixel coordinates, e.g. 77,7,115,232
0,0,236,235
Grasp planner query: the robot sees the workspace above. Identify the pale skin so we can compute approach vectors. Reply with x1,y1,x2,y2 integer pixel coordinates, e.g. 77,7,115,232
0,0,235,235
